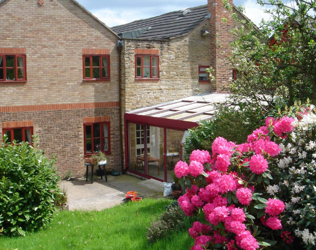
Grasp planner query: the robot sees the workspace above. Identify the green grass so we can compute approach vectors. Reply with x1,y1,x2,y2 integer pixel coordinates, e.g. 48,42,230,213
0,199,194,250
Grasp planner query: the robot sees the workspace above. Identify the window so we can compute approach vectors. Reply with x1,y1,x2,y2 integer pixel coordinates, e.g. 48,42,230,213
0,55,26,82
3,127,33,144
198,66,209,83
84,122,110,155
135,55,159,79
83,55,110,80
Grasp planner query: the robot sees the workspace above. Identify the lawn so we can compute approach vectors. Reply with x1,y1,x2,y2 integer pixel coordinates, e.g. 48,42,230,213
1,199,194,250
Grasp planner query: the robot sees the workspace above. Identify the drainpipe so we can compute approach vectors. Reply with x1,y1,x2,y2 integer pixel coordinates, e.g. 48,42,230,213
117,39,124,173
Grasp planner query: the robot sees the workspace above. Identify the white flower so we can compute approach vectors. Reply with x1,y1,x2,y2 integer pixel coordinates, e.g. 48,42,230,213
313,186,316,192
291,197,301,203
292,183,306,193
283,180,289,187
306,141,316,150
293,209,302,215
313,153,316,158
289,147,297,154
278,159,286,169
279,143,286,153
298,151,307,159
266,185,280,195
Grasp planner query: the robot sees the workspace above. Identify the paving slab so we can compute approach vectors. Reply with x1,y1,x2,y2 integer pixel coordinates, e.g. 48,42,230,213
59,174,165,211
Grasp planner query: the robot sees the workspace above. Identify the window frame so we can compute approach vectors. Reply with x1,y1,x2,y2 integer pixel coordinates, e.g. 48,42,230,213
198,65,210,83
135,55,159,80
84,122,111,156
3,126,33,145
82,55,110,81
0,54,27,82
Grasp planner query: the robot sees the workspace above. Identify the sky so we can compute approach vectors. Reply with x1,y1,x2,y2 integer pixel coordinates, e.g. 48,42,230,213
76,0,271,28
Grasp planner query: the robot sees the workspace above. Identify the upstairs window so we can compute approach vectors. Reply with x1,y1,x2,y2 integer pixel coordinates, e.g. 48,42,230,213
83,55,110,81
198,66,209,83
3,127,33,144
84,122,110,155
0,55,26,82
135,55,159,79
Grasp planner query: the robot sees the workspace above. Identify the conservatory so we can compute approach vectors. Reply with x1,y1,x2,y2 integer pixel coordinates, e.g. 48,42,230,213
124,93,229,182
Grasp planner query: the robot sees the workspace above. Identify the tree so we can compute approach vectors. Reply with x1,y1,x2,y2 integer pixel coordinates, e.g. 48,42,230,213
227,0,316,110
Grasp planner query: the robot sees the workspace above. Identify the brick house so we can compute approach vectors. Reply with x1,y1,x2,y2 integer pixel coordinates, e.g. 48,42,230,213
0,0,252,180
0,0,122,177
111,0,253,181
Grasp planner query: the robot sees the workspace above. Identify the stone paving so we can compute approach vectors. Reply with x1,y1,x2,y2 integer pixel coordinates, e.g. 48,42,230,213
59,173,165,211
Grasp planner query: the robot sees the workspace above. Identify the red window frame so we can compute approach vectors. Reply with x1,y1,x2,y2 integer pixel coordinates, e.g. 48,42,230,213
135,55,159,79
0,54,27,82
3,127,33,144
83,55,110,81
198,66,209,83
84,122,111,156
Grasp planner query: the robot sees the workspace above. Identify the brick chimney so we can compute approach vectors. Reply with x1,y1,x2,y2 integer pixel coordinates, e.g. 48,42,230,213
208,0,233,92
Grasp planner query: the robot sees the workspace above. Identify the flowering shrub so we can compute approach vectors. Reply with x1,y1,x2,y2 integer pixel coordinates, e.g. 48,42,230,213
175,105,316,250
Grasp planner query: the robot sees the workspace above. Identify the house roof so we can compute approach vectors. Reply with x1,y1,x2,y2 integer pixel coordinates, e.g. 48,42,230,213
0,0,118,38
125,93,230,130
112,4,209,40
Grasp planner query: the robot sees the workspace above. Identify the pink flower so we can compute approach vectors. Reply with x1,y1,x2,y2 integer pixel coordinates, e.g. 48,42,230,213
189,161,204,177
198,188,213,203
273,116,295,138
205,183,220,198
189,221,204,238
247,127,269,143
212,196,228,207
191,195,204,208
215,154,231,172
236,187,252,205
225,218,246,235
207,170,222,183
212,137,235,156
215,174,237,194
236,230,259,250
178,195,195,216
253,139,265,155
265,198,285,216
227,240,238,250
208,206,229,225
249,154,268,174
203,203,215,216
266,216,282,230
236,143,253,153
174,161,189,178
192,235,212,250
190,150,211,164
263,141,281,156
230,208,246,222
265,117,276,127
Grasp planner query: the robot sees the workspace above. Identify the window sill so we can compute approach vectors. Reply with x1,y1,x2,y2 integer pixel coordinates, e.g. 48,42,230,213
0,80,27,84
135,78,160,82
199,81,211,84
83,79,111,83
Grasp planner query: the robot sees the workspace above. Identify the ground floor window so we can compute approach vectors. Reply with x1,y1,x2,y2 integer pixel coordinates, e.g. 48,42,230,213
3,127,33,144
84,122,110,155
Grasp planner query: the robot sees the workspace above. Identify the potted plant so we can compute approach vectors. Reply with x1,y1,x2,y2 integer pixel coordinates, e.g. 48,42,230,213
171,172,182,199
90,152,107,165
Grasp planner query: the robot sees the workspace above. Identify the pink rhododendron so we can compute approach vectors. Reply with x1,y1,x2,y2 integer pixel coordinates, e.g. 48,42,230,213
174,161,189,178
236,230,259,250
265,198,285,216
236,187,252,205
273,116,295,138
198,188,213,203
205,183,220,198
249,154,268,174
230,208,246,222
263,141,282,156
203,203,215,216
265,117,276,127
208,206,229,225
207,170,222,183
190,150,211,164
191,235,212,250
215,174,237,194
191,195,204,208
212,196,228,207
189,160,204,177
227,240,238,250
225,218,247,235
247,127,269,143
236,143,253,153
178,195,195,216
212,137,235,156
266,216,282,230
189,221,204,238
215,154,231,172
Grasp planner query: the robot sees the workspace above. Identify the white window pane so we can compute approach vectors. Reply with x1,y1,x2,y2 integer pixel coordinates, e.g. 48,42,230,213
144,68,150,78
143,56,150,66
152,57,157,66
152,67,157,77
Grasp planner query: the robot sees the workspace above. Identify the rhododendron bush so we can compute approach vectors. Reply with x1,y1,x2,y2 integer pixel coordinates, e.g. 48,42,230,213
175,105,316,250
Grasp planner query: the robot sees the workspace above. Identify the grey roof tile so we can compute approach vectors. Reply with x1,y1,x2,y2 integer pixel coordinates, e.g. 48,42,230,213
111,5,208,39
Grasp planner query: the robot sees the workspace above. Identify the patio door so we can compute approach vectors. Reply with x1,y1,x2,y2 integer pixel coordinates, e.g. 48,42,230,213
135,124,150,156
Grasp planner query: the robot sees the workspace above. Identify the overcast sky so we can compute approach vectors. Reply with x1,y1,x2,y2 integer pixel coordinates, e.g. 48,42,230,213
76,0,271,27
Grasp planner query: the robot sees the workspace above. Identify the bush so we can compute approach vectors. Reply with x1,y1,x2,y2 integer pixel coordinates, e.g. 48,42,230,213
0,136,60,236
146,202,189,243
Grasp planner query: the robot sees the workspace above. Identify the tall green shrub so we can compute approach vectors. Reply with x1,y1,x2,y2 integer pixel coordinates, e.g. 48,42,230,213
0,136,60,236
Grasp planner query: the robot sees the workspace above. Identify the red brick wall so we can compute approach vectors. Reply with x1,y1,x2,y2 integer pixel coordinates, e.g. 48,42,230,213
0,0,122,177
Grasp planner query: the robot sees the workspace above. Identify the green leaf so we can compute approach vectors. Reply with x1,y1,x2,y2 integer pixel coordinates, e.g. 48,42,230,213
259,241,271,246
201,171,209,178
17,227,25,236
227,192,232,204
232,195,238,204
257,209,265,218
254,203,267,209
246,214,256,220
258,198,268,203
